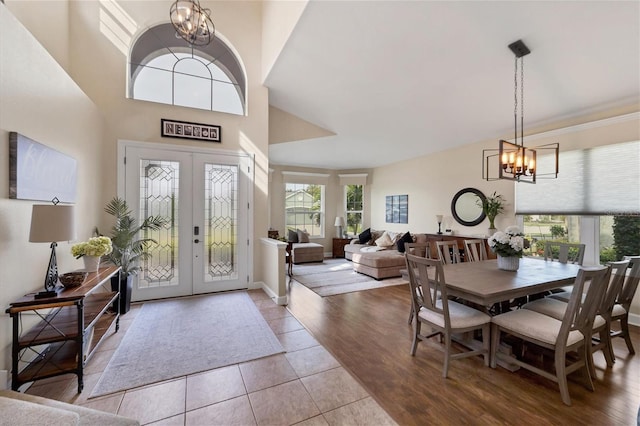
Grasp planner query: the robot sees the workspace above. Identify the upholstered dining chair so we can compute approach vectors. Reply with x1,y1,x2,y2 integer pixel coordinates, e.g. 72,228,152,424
491,265,610,406
436,240,461,264
523,261,628,377
405,254,491,378
611,256,640,354
464,239,488,262
403,242,431,324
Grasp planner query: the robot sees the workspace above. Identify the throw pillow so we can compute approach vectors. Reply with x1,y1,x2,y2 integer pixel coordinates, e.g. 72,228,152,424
375,231,394,248
288,228,298,243
370,229,384,245
297,229,310,243
396,232,413,253
358,228,371,244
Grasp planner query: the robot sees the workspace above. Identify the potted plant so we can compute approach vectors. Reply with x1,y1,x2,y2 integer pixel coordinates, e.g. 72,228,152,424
478,191,505,233
96,197,167,313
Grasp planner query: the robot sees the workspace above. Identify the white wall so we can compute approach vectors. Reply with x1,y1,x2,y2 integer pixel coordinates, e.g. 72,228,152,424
0,4,106,375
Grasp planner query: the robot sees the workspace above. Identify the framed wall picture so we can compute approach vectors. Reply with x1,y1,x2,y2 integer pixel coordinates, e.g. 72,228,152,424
161,119,221,143
385,194,408,224
9,132,77,203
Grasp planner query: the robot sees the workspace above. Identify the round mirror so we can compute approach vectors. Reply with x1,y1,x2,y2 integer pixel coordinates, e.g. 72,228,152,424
451,188,487,226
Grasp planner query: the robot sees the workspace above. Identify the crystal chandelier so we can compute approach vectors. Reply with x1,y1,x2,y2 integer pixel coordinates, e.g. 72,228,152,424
482,40,558,184
170,0,215,46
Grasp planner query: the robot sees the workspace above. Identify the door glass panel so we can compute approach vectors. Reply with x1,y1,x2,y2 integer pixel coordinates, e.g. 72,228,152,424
204,163,238,282
139,160,179,288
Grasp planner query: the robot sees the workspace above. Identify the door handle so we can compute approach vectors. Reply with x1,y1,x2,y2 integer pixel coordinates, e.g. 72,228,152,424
194,239,200,243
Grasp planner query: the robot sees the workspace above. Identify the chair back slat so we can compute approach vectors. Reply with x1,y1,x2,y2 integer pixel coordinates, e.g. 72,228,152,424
564,266,610,339
436,241,461,264
404,242,431,259
600,260,630,316
405,254,449,323
619,256,640,307
464,239,487,262
544,242,586,265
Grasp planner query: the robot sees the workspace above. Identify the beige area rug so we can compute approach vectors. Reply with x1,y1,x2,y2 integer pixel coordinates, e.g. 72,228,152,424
91,291,284,398
293,259,408,297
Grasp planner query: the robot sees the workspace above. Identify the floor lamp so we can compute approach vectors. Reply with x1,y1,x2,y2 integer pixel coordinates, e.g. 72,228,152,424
29,203,76,298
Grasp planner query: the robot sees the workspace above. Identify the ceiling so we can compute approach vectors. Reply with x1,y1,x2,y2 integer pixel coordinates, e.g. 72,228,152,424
264,1,640,170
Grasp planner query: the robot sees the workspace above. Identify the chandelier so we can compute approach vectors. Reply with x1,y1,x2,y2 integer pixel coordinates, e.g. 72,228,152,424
482,40,558,184
170,0,215,46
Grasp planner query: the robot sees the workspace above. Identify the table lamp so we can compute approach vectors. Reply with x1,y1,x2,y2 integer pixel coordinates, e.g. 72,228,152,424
334,216,345,238
436,215,443,235
29,203,76,298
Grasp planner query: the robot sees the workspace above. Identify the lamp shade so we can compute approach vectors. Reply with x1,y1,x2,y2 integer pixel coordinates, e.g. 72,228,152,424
29,205,76,243
334,217,345,227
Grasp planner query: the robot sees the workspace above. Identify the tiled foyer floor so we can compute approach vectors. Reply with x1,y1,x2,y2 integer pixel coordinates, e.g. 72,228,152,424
25,289,396,425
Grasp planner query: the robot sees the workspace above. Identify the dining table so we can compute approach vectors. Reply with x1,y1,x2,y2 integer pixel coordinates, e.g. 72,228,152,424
441,257,584,309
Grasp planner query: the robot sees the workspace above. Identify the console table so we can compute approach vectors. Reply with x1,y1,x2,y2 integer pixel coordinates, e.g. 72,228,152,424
6,265,122,393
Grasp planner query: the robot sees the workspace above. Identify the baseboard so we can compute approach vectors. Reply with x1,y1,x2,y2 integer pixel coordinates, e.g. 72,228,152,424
257,281,288,306
629,312,640,328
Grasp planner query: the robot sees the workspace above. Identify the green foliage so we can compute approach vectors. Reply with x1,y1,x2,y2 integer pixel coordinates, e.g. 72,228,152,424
599,246,617,263
613,216,640,260
550,225,566,239
96,197,168,275
478,191,505,228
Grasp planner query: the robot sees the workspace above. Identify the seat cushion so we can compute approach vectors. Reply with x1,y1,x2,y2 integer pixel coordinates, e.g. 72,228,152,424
351,250,405,268
523,298,568,321
492,309,584,346
418,300,490,329
611,303,627,317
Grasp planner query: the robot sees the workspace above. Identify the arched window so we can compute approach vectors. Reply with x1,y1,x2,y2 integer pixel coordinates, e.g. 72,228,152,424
129,23,246,115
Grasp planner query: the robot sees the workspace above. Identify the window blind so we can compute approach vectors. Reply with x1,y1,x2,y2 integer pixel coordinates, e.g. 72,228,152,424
515,140,640,215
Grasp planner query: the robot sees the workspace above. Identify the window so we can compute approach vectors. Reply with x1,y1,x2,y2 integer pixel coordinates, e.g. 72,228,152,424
285,183,325,237
600,216,640,263
522,215,581,258
129,23,246,115
345,184,363,237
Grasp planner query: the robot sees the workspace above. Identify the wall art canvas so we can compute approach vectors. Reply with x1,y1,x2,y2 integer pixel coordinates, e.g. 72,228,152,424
385,194,408,224
9,132,77,203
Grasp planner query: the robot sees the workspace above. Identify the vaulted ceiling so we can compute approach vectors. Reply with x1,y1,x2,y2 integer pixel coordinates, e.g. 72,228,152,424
265,1,640,170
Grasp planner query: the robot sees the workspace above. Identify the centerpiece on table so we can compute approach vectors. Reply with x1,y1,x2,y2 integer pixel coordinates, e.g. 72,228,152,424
71,236,113,272
487,226,525,271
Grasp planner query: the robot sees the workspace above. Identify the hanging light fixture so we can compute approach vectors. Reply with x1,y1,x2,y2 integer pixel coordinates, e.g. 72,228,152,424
170,0,215,46
482,40,558,184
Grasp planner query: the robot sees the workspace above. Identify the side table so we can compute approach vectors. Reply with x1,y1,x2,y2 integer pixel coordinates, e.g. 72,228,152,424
332,238,352,258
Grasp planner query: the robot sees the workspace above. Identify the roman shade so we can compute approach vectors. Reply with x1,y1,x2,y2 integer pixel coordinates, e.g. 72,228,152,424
338,173,368,186
515,140,640,215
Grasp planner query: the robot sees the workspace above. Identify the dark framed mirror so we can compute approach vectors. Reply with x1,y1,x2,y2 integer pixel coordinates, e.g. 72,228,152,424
451,188,487,226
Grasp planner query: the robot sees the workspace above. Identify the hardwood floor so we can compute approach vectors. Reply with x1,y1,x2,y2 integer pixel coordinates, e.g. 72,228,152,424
286,279,640,425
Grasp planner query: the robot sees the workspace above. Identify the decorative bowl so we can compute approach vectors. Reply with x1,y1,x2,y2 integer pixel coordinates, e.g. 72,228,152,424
59,272,88,288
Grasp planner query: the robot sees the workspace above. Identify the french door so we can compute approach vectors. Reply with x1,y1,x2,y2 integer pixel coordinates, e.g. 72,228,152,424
120,142,252,301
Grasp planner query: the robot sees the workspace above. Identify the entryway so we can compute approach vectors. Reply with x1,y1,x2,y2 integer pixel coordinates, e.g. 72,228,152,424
119,141,253,301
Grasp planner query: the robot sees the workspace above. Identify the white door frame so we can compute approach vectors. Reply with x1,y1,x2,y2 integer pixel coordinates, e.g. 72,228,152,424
117,139,255,296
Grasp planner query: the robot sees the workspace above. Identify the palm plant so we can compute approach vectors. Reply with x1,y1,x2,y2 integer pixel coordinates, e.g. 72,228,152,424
97,197,168,276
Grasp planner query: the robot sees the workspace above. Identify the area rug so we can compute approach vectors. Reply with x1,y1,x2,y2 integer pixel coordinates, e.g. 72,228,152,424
91,291,284,397
293,259,408,297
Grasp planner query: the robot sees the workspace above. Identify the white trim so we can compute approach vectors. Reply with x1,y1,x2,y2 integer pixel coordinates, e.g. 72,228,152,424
281,171,330,178
338,173,368,178
258,281,288,305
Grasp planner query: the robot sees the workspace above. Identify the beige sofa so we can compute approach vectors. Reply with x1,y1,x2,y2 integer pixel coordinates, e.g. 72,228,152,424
291,242,324,264
0,390,139,425
344,231,428,279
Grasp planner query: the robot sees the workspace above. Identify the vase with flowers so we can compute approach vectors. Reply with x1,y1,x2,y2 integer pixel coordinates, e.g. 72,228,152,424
71,236,113,272
487,226,525,271
478,191,505,235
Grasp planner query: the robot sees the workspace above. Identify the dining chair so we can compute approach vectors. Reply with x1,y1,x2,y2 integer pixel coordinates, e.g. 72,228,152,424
611,256,640,354
403,242,432,324
464,239,488,262
491,265,610,406
436,240,461,264
543,241,586,265
405,254,491,378
523,261,627,377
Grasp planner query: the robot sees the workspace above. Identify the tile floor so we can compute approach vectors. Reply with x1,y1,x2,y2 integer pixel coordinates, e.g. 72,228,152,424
25,289,396,425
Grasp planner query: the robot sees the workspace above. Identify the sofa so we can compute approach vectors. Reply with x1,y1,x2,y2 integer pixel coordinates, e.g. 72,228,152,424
344,230,493,279
0,389,139,426
344,230,426,279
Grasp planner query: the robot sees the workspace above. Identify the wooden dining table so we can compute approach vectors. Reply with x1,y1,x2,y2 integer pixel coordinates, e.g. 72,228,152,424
441,257,584,308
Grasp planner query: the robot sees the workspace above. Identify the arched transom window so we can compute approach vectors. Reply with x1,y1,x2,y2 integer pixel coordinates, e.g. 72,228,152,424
129,23,246,115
